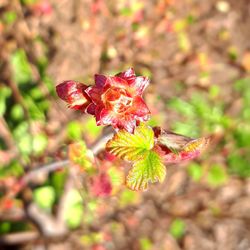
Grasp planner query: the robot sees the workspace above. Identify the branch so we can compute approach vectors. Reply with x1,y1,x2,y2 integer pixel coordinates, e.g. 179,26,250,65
22,131,114,185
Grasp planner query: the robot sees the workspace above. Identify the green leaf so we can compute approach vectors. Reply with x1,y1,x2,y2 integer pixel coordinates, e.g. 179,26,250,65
119,189,139,207
62,189,83,229
207,165,228,187
32,133,48,156
67,121,83,140
3,11,17,24
169,219,186,239
126,151,166,191
0,86,11,116
68,141,94,173
33,186,55,211
106,123,154,162
187,163,203,181
139,237,152,250
10,49,32,84
106,123,166,191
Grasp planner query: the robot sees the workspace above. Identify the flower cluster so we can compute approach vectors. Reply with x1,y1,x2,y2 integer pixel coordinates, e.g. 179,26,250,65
56,68,150,133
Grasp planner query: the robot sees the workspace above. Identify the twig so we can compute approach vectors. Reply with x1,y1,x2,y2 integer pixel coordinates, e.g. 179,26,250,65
22,131,114,184
0,231,39,245
22,160,70,184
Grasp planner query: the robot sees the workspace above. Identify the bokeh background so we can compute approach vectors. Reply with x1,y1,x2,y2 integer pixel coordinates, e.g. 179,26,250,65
1,0,250,249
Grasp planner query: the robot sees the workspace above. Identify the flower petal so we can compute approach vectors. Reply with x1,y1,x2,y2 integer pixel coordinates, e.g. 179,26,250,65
56,80,91,111
130,76,149,95
85,86,103,105
129,96,150,120
97,108,116,126
109,76,130,89
117,118,136,133
94,74,107,88
86,103,96,115
116,68,135,78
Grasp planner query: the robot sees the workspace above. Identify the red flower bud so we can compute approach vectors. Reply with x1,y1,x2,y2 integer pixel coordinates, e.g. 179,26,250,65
56,80,94,114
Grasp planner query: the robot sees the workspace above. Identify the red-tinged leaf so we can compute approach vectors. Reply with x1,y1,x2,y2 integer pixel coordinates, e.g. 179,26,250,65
106,123,166,191
154,127,210,155
164,150,200,163
68,142,94,172
90,173,112,197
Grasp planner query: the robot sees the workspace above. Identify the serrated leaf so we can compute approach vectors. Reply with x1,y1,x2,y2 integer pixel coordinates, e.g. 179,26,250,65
126,150,166,191
155,128,210,164
106,123,166,191
106,123,154,162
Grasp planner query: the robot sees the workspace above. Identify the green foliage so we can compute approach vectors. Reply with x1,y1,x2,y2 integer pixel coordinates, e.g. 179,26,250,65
67,121,83,140
228,153,250,177
63,189,83,228
0,161,23,179
0,86,11,116
10,104,24,121
126,151,166,191
187,163,203,181
107,123,154,162
107,123,166,190
68,141,94,173
33,186,56,211
32,133,48,156
207,165,228,187
83,117,102,139
3,11,17,25
139,237,152,250
119,189,139,207
10,49,33,84
169,219,186,239
81,232,103,246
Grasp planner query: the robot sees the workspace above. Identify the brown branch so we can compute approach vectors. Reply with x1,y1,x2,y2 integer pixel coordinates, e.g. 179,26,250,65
0,231,39,245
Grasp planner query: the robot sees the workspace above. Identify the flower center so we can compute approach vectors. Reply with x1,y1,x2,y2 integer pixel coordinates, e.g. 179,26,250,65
102,87,133,114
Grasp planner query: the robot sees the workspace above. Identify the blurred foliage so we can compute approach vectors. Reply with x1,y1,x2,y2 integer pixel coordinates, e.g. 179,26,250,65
169,219,186,239
1,0,250,248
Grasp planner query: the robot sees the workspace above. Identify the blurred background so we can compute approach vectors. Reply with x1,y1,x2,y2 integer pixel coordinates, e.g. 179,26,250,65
1,0,250,249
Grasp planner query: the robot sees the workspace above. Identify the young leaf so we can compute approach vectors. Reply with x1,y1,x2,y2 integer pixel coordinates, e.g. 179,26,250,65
106,123,166,191
126,150,166,191
106,123,154,161
154,127,210,163
68,141,94,173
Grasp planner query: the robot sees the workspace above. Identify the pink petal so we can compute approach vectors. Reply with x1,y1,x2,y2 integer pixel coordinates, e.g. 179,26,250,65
94,74,107,88
86,103,96,115
117,118,136,133
85,86,103,105
129,96,150,120
98,108,116,126
116,68,135,78
130,76,149,95
109,76,129,89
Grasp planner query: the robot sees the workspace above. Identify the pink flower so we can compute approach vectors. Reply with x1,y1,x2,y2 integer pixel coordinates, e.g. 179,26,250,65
56,68,150,132
86,68,150,133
